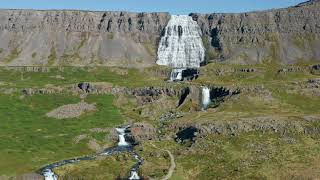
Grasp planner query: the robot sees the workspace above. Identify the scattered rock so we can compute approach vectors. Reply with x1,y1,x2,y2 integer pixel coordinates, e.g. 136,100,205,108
129,123,157,143
73,134,88,144
239,68,256,73
78,82,93,93
46,102,96,119
87,139,101,152
89,128,109,133
160,111,184,122
15,173,43,180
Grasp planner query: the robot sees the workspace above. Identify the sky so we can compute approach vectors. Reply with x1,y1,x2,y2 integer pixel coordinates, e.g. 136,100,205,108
0,0,307,14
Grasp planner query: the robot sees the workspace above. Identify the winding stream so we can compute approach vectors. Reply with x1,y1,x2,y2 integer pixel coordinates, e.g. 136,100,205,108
40,126,142,180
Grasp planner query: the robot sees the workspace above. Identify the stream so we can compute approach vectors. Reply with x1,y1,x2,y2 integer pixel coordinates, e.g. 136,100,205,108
40,126,142,180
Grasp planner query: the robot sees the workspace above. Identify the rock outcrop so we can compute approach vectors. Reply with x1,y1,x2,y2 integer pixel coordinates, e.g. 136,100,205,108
0,1,319,66
0,10,170,67
46,102,96,119
191,0,320,64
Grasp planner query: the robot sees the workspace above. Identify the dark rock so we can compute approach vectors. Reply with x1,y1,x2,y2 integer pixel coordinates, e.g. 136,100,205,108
175,126,198,144
78,82,93,93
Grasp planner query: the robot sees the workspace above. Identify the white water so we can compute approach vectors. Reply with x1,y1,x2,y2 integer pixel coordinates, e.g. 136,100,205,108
129,171,140,180
115,127,129,146
202,86,211,110
157,15,205,69
170,68,185,81
43,169,58,180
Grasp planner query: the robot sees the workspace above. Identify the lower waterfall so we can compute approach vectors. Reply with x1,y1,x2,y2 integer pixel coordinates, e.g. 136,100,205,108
170,68,185,81
42,169,58,180
202,86,211,110
40,126,142,180
116,127,129,146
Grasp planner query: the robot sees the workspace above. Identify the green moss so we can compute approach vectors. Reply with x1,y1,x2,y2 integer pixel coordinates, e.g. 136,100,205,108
261,33,281,64
31,52,37,58
107,32,115,40
0,48,3,54
142,43,156,57
292,36,305,49
78,32,89,50
47,47,57,66
3,48,21,63
202,37,218,62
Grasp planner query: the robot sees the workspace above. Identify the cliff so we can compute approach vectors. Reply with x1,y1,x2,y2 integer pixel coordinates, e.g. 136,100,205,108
0,10,169,67
0,0,319,66
191,0,320,64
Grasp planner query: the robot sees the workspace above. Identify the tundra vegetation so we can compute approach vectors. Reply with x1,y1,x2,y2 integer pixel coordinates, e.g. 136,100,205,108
0,61,319,179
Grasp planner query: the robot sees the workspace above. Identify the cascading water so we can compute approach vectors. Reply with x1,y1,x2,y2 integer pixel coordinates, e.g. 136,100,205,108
129,171,140,180
116,127,129,146
157,15,205,81
170,68,184,81
40,126,142,180
42,169,58,180
202,86,211,110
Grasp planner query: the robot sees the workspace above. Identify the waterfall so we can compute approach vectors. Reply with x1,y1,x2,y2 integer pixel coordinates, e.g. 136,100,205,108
115,127,129,146
157,15,205,81
170,68,184,81
43,169,58,180
157,15,205,68
202,86,211,110
129,171,140,180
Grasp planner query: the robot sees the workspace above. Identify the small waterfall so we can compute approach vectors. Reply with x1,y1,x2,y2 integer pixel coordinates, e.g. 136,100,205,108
129,171,140,180
40,126,141,180
42,169,58,180
170,68,185,81
202,86,211,110
115,127,129,146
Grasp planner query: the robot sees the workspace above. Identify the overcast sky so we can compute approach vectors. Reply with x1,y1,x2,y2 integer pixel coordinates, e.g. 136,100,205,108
0,0,307,14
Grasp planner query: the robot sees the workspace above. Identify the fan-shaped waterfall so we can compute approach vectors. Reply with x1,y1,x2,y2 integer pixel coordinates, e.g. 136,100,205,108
157,15,205,81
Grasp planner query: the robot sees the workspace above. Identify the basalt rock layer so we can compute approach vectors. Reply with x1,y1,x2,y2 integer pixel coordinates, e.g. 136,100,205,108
0,10,170,67
0,0,319,66
191,0,320,64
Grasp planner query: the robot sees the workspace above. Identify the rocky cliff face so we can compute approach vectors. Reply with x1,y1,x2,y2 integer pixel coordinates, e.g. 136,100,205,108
0,0,319,66
0,10,169,67
191,0,320,64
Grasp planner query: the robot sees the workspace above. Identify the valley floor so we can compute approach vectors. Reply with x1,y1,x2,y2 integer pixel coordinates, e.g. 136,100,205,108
0,63,319,179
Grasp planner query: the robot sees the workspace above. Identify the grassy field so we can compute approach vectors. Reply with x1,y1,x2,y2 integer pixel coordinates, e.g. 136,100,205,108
0,63,319,178
54,153,136,179
0,93,124,176
0,66,166,88
140,132,320,180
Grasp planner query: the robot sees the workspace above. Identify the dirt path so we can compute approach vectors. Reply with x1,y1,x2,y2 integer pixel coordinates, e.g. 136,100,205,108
150,143,176,180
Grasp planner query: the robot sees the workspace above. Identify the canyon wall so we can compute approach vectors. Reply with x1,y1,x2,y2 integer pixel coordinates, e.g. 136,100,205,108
0,10,169,67
0,0,319,66
192,0,320,64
